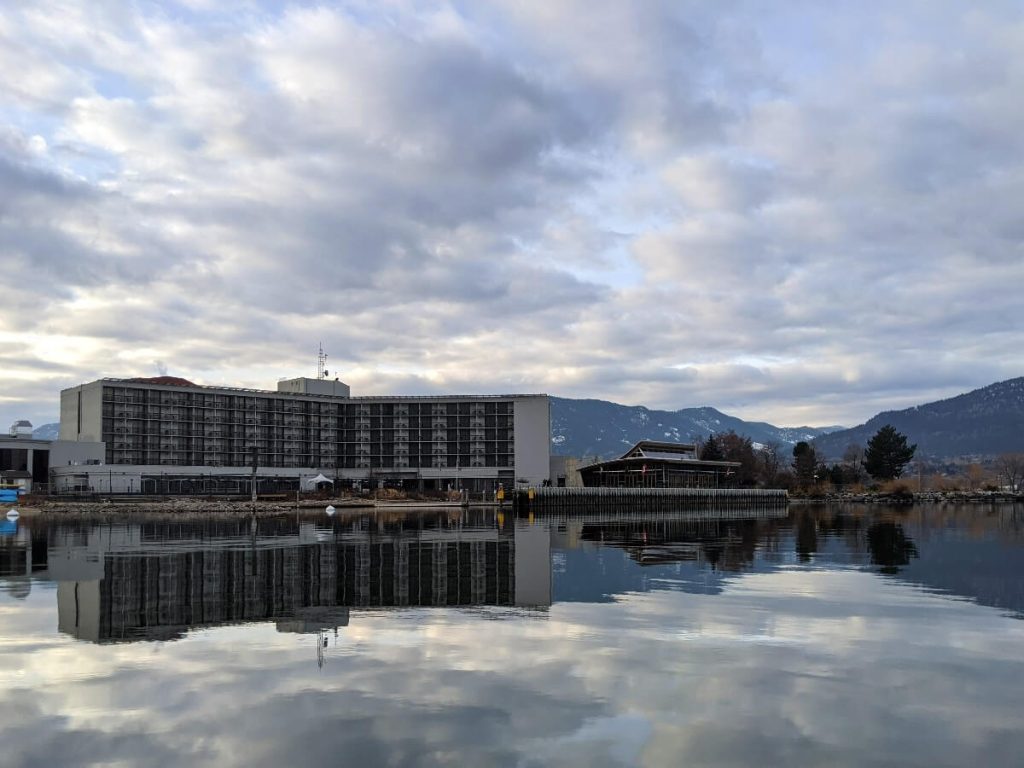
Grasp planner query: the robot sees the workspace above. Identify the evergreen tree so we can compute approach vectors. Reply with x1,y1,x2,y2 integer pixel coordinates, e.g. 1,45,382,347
863,424,917,480
792,441,820,488
828,463,847,488
701,434,724,461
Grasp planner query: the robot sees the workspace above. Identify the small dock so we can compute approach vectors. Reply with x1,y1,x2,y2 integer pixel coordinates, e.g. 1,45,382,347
512,486,788,515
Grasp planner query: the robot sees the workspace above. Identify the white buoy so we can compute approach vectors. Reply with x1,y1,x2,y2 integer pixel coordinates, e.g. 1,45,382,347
325,505,336,516
6,509,18,520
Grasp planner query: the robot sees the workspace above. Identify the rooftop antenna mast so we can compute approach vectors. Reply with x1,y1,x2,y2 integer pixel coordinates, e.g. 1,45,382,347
317,342,328,380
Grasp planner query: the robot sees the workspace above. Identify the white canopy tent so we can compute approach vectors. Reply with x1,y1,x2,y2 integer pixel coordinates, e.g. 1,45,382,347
300,473,335,491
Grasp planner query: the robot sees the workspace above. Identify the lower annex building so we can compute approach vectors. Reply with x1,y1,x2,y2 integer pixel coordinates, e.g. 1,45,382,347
1,420,104,493
54,375,550,494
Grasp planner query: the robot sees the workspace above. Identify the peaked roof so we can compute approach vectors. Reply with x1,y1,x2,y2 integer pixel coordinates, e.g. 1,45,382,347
620,440,698,460
126,376,197,387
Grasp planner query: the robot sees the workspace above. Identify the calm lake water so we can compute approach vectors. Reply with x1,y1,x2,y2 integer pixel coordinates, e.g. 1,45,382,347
2,504,1024,767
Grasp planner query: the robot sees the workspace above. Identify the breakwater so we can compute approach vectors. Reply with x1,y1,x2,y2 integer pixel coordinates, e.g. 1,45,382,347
512,487,788,514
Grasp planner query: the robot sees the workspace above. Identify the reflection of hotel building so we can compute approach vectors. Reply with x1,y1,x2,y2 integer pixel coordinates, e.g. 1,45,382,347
55,376,550,494
10,510,1024,635
49,518,551,643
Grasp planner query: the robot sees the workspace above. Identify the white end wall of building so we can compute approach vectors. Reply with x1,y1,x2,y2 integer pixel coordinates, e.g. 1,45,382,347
60,382,104,442
513,396,551,486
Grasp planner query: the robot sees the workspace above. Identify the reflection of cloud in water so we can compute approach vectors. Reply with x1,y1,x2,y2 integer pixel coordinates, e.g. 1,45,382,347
673,631,807,646
0,696,202,768
525,714,654,767
2,566,1024,766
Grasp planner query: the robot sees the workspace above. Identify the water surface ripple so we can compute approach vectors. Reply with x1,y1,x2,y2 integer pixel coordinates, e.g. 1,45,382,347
2,504,1023,767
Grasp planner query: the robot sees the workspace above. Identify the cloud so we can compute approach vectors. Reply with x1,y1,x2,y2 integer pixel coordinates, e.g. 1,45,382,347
1,1,1022,428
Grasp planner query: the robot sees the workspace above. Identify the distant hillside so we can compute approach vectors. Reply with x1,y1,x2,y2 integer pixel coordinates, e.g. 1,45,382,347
813,377,1024,459
32,422,59,440
551,397,839,459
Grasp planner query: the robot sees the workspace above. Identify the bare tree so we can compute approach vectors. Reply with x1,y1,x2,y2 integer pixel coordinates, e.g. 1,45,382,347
842,443,864,465
842,443,865,483
758,441,783,486
963,463,989,491
994,453,1024,492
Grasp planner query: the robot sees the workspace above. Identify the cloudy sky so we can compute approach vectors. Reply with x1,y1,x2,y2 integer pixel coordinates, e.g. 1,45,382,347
2,0,1022,429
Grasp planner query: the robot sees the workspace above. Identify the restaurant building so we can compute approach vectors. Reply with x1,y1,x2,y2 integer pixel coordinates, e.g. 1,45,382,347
578,440,741,489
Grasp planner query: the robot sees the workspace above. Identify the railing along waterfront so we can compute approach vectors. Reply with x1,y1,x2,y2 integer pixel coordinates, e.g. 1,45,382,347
513,486,788,515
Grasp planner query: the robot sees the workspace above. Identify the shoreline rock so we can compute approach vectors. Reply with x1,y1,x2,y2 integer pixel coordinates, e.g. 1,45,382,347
790,490,1024,505
15,497,502,519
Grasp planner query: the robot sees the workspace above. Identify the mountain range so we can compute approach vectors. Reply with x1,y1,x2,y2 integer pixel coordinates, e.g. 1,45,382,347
812,377,1024,459
32,423,59,440
550,397,839,459
553,376,1024,461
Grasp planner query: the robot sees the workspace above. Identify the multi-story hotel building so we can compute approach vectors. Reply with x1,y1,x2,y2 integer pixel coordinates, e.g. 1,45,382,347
56,375,550,494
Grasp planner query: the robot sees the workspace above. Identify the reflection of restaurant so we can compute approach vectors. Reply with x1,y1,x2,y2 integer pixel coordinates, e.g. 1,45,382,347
48,517,551,643
570,515,765,571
